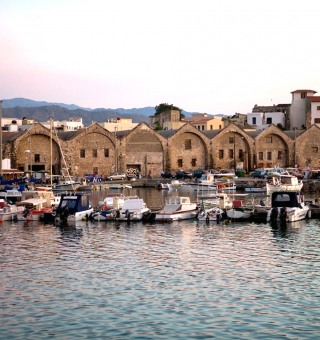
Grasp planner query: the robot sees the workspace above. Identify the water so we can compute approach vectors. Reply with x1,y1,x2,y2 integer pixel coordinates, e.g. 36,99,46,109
1,187,320,339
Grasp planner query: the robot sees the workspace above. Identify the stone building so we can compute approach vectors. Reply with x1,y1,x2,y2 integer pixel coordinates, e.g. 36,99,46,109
3,121,320,177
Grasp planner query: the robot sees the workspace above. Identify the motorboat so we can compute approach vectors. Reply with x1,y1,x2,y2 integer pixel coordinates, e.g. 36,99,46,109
267,191,310,223
226,200,254,221
155,196,198,222
0,199,24,221
114,198,150,222
266,174,303,194
55,193,94,223
197,205,224,222
16,197,52,221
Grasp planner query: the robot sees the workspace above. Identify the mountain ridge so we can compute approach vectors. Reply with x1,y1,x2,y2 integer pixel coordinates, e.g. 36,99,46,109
1,98,199,126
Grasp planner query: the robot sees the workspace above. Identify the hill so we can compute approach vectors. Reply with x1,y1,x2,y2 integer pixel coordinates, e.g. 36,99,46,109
1,98,198,125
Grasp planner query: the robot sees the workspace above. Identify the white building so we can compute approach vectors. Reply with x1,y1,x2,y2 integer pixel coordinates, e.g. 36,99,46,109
290,89,317,129
100,118,138,132
308,96,320,127
247,111,285,130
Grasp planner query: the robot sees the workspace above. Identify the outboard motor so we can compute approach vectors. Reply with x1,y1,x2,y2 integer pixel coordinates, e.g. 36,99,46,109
280,207,287,222
270,207,278,222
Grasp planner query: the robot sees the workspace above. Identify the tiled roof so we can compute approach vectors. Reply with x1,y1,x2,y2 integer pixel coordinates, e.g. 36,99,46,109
291,89,317,94
307,96,320,102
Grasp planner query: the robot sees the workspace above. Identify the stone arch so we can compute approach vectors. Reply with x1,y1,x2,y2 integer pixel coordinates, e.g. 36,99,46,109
11,123,62,175
254,125,293,168
63,123,116,177
168,123,210,171
295,124,320,168
120,123,167,177
211,124,254,172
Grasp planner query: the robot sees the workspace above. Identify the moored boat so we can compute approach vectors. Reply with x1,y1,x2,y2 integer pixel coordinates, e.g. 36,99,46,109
266,174,303,194
267,191,310,223
155,196,198,222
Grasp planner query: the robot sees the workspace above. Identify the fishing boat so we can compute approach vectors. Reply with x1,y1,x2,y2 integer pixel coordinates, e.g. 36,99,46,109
267,191,310,223
155,196,198,222
55,193,94,223
197,202,224,222
266,174,303,194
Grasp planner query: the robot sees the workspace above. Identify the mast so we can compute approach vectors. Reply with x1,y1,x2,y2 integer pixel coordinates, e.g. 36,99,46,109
0,100,2,177
50,115,53,188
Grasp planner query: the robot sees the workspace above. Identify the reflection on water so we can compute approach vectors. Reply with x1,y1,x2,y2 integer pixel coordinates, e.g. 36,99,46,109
1,188,320,339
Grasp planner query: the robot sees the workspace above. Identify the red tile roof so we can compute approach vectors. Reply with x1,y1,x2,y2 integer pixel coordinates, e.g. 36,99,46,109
291,89,317,94
307,96,320,102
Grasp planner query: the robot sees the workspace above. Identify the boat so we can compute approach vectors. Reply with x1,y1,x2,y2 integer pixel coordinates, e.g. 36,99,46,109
266,174,303,194
113,198,151,222
197,200,224,222
226,199,254,221
52,176,81,192
0,199,24,221
244,182,267,193
267,191,310,223
157,182,172,190
16,197,52,221
155,196,198,222
55,193,94,223
91,194,139,221
0,188,22,204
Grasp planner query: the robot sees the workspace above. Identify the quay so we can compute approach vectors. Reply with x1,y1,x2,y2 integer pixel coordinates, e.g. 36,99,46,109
90,176,320,193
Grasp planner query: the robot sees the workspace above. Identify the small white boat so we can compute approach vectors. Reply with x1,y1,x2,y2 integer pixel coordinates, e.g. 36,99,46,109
267,191,310,223
114,198,150,222
197,206,224,222
226,200,254,221
155,196,198,222
244,184,267,193
0,199,24,221
55,193,94,223
266,174,303,194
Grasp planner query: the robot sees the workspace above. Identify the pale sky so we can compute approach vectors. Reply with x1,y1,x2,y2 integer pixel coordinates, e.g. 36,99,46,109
1,0,319,114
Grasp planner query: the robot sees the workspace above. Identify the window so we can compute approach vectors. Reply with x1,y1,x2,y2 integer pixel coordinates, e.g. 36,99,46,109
191,158,197,167
104,149,109,157
314,118,320,124
317,106,320,110
219,150,224,159
301,93,306,99
266,117,272,124
80,149,85,158
266,137,273,143
252,117,256,125
278,151,283,160
267,151,272,160
178,159,183,167
229,137,235,144
229,149,234,159
259,152,263,160
239,149,243,160
92,149,97,157
210,125,213,130
311,147,318,153
185,139,192,150
34,154,40,163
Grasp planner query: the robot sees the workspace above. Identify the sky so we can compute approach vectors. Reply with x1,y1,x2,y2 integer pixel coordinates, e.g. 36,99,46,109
1,0,320,115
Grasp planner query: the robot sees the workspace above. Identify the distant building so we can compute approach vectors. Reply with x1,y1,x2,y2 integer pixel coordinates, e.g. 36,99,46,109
247,111,285,130
290,89,317,129
190,114,223,131
307,96,320,128
149,109,181,129
100,117,138,132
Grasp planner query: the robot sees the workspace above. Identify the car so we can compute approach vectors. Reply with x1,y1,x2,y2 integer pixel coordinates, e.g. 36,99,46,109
192,169,205,179
175,171,193,180
106,172,126,180
251,169,269,179
84,173,103,182
161,171,174,179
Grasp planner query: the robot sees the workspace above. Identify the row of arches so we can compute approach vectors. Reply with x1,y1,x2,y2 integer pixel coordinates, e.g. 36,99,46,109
4,121,319,177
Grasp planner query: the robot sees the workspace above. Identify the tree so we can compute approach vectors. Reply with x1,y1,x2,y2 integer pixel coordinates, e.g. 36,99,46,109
155,103,181,116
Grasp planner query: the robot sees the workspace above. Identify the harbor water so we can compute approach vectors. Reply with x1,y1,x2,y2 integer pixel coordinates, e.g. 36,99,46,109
1,186,320,339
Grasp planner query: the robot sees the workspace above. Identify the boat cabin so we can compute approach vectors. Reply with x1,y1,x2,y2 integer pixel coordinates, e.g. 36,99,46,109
271,191,304,208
